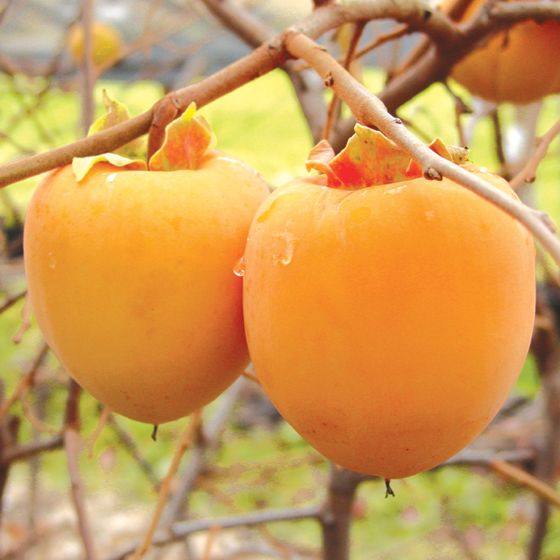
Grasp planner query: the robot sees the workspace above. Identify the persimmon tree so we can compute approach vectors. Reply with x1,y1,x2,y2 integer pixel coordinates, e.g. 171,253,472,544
1,1,560,559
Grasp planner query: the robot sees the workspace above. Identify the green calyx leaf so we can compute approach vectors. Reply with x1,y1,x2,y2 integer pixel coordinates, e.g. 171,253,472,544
72,153,146,183
72,91,146,182
148,102,217,171
88,90,145,159
306,124,470,188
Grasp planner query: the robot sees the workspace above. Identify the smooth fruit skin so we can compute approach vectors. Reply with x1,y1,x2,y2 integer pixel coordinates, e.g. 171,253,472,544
243,172,535,479
446,0,560,104
25,158,269,424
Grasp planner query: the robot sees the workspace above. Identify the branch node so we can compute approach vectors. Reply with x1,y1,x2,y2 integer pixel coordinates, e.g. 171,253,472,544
424,167,443,181
324,71,334,87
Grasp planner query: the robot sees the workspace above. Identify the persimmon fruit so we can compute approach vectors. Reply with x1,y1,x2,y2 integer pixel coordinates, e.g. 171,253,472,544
24,105,269,424
243,126,535,479
68,21,123,68
444,0,560,103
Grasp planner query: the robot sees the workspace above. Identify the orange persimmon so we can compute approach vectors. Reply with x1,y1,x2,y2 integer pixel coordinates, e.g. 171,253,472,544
68,21,123,68
24,105,269,424
243,126,535,479
443,0,560,103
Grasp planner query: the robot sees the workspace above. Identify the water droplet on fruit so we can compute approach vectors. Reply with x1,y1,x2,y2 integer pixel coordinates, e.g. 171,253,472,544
386,185,407,196
273,231,295,266
47,251,57,270
106,173,117,184
233,256,245,277
280,242,294,266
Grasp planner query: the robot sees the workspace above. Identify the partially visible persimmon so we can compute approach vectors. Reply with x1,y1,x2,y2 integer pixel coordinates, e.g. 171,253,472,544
243,126,535,479
443,0,560,103
68,21,123,68
24,104,269,424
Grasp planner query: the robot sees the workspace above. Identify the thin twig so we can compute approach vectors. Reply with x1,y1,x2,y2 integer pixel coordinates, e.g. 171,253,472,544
107,415,160,492
355,24,410,60
159,378,246,528
80,0,95,134
129,411,202,560
11,296,31,344
1,435,63,464
86,405,111,458
0,343,49,423
510,120,560,191
105,504,322,560
322,22,365,142
201,525,220,560
64,380,98,560
489,459,560,510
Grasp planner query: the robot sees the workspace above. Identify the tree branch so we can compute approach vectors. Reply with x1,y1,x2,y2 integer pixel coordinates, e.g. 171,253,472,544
510,120,560,191
284,31,560,266
105,504,321,560
0,0,516,188
64,380,97,560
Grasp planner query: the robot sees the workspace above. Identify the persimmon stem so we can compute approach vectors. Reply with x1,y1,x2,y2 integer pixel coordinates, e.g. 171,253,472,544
384,479,395,498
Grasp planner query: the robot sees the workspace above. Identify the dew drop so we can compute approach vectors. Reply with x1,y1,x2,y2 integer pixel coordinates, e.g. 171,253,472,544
385,185,407,196
273,231,295,266
47,251,57,270
233,256,246,278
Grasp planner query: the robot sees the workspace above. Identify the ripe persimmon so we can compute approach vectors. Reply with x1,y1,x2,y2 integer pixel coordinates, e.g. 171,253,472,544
443,0,560,103
68,21,123,68
243,126,535,479
24,105,269,424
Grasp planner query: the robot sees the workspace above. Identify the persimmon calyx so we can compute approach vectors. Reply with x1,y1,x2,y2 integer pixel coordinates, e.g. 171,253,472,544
73,91,146,182
148,102,217,171
72,153,147,182
306,124,469,188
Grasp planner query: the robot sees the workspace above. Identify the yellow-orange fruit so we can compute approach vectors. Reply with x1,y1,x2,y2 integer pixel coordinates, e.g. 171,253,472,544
445,0,560,103
243,132,535,479
68,21,123,67
25,158,269,424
